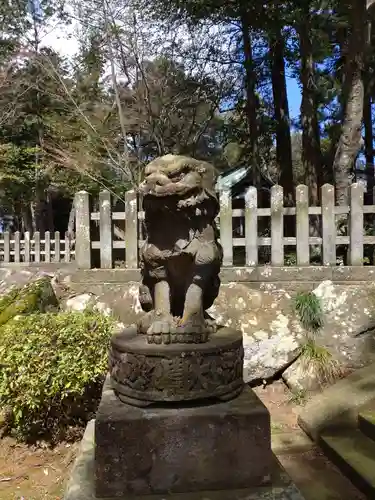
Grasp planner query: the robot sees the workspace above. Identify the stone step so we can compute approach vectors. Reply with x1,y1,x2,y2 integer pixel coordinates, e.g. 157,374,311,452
358,409,375,442
298,362,375,441
319,430,375,499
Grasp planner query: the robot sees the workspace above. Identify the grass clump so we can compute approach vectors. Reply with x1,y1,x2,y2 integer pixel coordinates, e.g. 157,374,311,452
0,310,117,443
292,292,342,391
294,291,324,332
300,338,342,388
288,389,307,406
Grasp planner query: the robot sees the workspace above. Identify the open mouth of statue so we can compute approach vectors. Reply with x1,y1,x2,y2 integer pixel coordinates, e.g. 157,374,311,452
140,170,201,198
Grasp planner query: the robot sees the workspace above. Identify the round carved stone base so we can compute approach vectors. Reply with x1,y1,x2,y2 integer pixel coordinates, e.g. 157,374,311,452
109,326,244,407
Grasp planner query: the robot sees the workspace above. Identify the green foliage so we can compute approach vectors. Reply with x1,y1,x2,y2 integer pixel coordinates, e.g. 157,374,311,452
294,291,324,332
0,278,58,327
284,252,297,266
0,144,43,212
0,310,117,442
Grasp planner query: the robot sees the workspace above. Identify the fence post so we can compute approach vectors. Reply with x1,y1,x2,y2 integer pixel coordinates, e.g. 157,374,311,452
54,231,60,263
296,184,309,265
3,232,10,263
271,185,284,266
245,186,258,266
219,189,233,266
99,190,113,269
34,232,40,263
14,231,20,263
75,191,91,269
321,184,336,265
24,231,30,263
349,183,364,265
125,190,138,269
45,231,51,263
65,232,71,263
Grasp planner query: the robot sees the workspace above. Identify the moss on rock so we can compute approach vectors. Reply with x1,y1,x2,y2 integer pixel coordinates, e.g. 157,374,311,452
0,277,59,327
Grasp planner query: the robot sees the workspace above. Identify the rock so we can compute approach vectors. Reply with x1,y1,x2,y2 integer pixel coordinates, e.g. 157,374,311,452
62,282,144,326
58,277,375,392
283,281,375,392
0,268,54,295
310,282,375,368
0,276,59,326
207,283,303,384
312,280,347,313
65,294,95,312
94,283,143,324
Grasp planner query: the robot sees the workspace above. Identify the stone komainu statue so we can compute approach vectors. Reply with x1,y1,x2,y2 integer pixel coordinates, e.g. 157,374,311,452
137,154,223,343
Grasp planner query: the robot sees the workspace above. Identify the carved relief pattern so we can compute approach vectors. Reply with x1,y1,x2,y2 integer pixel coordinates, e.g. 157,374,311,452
109,343,244,402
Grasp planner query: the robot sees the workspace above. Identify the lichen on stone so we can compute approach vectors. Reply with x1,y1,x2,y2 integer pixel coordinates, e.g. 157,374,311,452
0,277,59,327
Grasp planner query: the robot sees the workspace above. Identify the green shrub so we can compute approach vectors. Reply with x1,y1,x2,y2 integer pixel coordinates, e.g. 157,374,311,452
294,291,324,332
0,277,58,327
0,310,117,442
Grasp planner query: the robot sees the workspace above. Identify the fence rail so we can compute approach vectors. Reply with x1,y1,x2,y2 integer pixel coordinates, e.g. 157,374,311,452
0,182,374,268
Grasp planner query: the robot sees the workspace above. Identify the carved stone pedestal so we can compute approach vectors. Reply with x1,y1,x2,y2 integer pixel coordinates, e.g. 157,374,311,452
109,326,244,407
95,376,273,497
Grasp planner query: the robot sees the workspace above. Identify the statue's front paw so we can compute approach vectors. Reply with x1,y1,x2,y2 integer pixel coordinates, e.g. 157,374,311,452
146,311,177,344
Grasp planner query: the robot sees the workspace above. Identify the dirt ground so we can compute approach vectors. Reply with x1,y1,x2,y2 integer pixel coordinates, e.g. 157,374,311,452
0,437,79,500
0,381,365,500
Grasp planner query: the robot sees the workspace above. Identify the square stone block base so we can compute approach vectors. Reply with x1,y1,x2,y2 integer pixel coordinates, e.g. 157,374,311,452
94,378,273,497
64,420,305,500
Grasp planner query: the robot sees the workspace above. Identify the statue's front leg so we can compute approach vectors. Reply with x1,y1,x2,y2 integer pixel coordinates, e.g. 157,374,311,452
178,241,220,339
154,280,170,313
146,279,176,343
180,282,205,327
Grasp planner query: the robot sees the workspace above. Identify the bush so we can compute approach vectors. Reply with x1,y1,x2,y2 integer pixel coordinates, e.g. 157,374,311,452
0,277,58,327
0,310,117,442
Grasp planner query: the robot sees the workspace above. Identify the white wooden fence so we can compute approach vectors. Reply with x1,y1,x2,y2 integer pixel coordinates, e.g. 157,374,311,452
73,182,373,269
0,231,74,264
0,183,373,268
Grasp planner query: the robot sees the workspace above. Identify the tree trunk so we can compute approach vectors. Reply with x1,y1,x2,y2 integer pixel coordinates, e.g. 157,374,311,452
269,27,294,201
364,13,374,204
364,91,374,201
32,185,46,235
333,0,366,206
240,11,259,187
298,15,324,206
21,204,33,234
46,194,54,232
